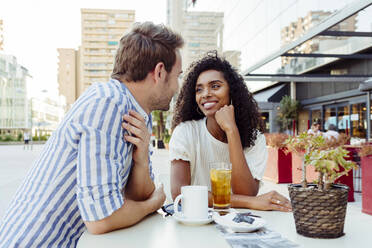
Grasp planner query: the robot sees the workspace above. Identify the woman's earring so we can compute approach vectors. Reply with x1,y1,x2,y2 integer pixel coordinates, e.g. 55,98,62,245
196,106,203,115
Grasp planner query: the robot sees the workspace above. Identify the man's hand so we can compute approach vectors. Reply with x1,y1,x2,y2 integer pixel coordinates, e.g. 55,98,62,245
149,184,166,211
122,110,150,166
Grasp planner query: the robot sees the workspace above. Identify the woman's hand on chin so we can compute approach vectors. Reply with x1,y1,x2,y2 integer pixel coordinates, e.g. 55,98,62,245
215,105,237,133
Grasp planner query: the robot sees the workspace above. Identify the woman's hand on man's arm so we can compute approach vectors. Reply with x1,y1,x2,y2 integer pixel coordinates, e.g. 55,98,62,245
122,110,154,201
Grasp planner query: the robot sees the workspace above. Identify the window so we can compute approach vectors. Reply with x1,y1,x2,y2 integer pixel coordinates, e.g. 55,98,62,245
115,13,129,19
188,42,200,47
351,102,368,139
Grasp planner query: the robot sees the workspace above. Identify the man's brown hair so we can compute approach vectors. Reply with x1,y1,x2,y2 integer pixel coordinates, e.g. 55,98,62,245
111,22,184,82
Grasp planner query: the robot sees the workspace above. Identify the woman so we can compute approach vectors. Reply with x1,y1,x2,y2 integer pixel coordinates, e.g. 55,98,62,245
169,52,291,212
307,119,322,136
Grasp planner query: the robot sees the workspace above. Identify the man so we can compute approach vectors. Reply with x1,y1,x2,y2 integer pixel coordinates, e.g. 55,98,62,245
307,119,322,136
324,124,340,141
0,22,183,247
23,130,31,150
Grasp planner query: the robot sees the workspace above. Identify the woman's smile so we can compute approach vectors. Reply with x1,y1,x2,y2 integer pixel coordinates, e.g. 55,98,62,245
202,101,218,110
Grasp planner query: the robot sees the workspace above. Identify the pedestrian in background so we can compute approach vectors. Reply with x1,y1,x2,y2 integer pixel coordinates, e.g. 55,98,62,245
23,130,31,150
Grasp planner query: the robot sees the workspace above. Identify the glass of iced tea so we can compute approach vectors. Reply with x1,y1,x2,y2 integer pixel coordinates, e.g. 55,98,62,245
210,162,232,210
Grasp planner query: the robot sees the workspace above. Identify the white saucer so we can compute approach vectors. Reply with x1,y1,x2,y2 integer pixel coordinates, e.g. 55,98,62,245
173,213,213,226
212,212,266,232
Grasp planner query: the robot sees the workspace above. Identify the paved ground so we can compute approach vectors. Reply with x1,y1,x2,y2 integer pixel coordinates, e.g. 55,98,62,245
0,144,361,219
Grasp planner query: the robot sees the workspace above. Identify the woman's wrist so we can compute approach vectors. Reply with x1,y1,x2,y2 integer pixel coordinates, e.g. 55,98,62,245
225,126,239,138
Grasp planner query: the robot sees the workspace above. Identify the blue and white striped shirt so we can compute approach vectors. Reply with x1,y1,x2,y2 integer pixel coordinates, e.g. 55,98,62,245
0,79,154,247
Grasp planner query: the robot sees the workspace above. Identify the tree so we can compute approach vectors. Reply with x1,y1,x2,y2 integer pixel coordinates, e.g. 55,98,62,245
152,110,167,140
276,95,300,132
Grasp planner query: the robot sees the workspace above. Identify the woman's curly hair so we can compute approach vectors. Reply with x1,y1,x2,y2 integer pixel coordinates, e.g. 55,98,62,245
172,51,264,148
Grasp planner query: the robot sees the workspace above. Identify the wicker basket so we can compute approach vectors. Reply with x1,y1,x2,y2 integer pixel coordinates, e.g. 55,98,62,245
288,183,349,238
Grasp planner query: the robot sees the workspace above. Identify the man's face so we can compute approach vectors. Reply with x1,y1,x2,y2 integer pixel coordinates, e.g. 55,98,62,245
152,50,182,111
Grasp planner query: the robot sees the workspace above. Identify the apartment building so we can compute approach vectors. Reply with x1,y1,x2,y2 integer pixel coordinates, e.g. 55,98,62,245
183,11,224,69
167,0,224,70
79,9,135,94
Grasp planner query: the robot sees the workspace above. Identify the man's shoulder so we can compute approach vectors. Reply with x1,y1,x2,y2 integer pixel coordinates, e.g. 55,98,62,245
82,80,129,105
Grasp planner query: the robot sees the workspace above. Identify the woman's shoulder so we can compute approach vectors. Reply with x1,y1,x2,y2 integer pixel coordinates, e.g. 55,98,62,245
173,119,204,133
170,119,204,148
250,131,266,143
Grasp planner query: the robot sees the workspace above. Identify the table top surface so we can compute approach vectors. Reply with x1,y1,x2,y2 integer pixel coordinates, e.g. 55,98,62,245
77,202,372,248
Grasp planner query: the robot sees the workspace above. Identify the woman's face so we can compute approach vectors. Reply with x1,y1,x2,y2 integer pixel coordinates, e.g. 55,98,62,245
195,70,230,117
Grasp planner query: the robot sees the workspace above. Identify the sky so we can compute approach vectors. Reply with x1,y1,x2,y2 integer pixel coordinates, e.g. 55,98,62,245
0,0,167,99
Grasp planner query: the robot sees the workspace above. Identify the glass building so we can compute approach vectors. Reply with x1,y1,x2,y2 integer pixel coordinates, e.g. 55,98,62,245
0,52,30,136
191,0,372,140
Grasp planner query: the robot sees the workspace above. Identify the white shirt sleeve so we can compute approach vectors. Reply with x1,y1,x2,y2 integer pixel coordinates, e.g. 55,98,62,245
243,133,268,180
169,123,193,162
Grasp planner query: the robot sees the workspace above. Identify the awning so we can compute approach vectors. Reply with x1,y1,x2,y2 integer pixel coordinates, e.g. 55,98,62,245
253,84,288,102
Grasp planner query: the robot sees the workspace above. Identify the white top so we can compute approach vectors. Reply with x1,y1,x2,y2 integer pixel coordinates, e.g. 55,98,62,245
169,118,268,190
324,130,340,140
23,132,30,140
307,129,322,136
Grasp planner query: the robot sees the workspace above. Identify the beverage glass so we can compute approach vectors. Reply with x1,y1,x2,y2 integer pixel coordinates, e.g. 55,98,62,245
173,185,209,220
210,162,232,210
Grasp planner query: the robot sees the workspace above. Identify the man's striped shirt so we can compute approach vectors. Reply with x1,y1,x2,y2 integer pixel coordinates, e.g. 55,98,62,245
0,79,153,247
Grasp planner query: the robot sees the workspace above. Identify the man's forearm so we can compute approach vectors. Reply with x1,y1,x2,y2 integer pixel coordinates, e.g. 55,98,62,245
125,161,155,201
84,197,158,234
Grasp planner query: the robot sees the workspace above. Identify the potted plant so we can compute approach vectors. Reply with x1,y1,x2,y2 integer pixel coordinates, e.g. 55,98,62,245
358,143,372,215
263,133,292,183
285,133,318,184
285,133,357,238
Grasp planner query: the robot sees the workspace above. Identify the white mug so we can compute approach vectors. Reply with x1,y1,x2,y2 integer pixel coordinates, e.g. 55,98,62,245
174,185,208,220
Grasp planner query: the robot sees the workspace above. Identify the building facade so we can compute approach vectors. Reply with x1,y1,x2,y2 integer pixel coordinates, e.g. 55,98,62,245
0,19,3,51
280,10,357,71
242,1,372,140
79,9,135,94
167,0,224,70
182,11,224,70
0,52,30,136
57,48,78,111
189,0,372,139
30,96,65,138
223,50,241,71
